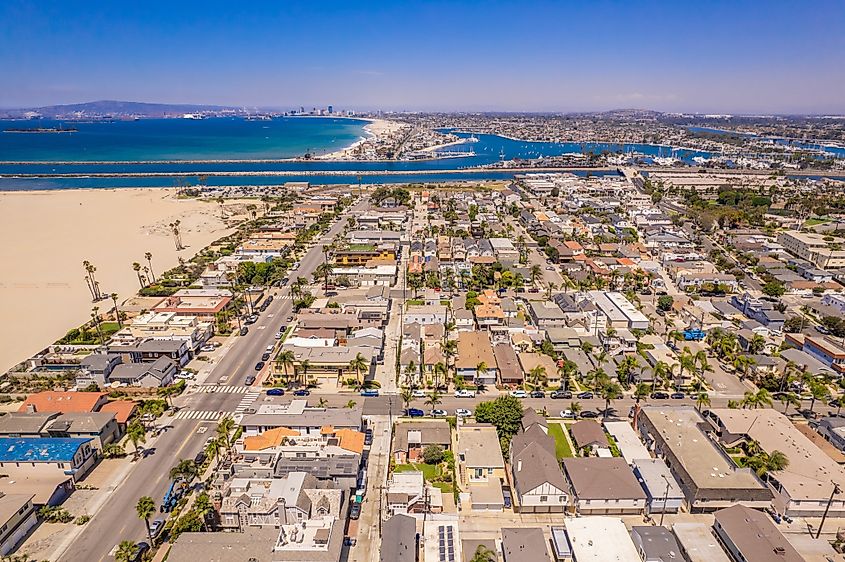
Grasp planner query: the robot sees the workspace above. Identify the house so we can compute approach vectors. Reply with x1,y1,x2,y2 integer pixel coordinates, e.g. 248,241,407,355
239,400,363,436
392,421,451,464
385,471,442,516
785,334,845,376
285,346,374,385
108,357,178,387
98,400,137,432
817,417,845,452
0,438,96,482
18,391,107,415
562,457,646,515
0,493,37,556
671,523,732,562
566,517,641,562
520,407,548,434
568,420,610,455
713,504,804,562
493,344,523,386
630,526,684,562
404,305,448,326
637,407,772,511
603,421,650,465
501,528,552,562
0,412,121,451
632,459,685,514
380,515,417,562
474,303,505,327
457,425,505,511
509,426,567,513
455,331,498,385
730,293,785,332
517,353,560,388
107,338,191,367
527,301,568,328
78,353,123,386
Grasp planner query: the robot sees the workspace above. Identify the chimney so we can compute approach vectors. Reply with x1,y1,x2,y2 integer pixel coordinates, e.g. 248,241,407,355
26,404,36,413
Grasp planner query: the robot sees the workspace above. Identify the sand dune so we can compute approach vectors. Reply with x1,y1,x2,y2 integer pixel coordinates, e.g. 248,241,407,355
0,188,237,373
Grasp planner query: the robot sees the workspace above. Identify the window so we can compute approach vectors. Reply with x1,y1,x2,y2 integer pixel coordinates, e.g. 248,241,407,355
540,496,548,502
558,496,565,503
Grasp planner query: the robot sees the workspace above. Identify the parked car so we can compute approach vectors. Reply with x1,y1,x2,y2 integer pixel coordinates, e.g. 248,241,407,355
360,389,379,397
266,388,285,396
455,390,476,398
149,517,165,538
430,409,448,417
349,502,361,520
293,389,311,396
510,390,528,398
261,352,271,362
130,542,150,562
651,391,670,399
344,537,357,547
455,409,472,418
411,389,426,398
560,410,576,419
239,327,249,336
551,390,572,399
274,332,283,340
244,375,256,386
406,408,425,418
580,410,599,418
364,429,373,446
254,361,265,371
670,392,685,399
200,344,216,352
577,391,593,399
530,390,545,398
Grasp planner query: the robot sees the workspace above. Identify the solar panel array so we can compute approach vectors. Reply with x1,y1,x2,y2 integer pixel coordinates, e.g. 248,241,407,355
438,525,455,562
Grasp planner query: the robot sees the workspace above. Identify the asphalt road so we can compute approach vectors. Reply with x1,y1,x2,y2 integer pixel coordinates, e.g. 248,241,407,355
60,200,366,561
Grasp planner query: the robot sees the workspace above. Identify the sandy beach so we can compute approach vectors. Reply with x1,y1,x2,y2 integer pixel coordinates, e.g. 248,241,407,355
318,118,406,159
0,188,240,373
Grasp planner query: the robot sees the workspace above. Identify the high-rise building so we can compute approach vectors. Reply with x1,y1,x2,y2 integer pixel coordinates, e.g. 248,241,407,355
327,105,333,114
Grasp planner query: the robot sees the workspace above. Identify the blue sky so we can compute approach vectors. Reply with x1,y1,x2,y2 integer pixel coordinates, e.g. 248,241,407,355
2,0,844,113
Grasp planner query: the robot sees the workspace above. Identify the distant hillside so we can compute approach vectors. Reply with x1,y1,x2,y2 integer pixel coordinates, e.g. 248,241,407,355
4,100,243,118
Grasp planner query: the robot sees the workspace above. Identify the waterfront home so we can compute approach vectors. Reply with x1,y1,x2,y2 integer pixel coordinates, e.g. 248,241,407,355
19,391,107,414
107,356,178,387
0,437,96,482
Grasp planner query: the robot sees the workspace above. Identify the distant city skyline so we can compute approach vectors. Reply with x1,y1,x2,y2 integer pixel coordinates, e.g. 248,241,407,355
2,0,844,114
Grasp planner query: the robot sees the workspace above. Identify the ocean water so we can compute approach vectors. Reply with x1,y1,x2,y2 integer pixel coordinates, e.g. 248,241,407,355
0,117,368,162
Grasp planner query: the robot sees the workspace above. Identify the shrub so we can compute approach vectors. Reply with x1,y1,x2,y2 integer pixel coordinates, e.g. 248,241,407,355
422,444,444,465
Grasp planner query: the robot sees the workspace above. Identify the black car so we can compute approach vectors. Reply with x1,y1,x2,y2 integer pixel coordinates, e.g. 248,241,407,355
580,410,599,418
577,391,594,399
349,502,361,520
261,352,271,362
551,390,573,399
293,389,310,396
194,450,207,465
254,361,265,371
670,392,685,399
364,429,373,446
130,542,150,562
530,390,545,398
239,326,249,336
651,391,670,399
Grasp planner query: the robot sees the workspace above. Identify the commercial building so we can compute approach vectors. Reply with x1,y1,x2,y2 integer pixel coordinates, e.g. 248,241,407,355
777,230,845,269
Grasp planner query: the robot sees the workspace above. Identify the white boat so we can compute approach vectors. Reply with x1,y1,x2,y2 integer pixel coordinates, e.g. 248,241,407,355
466,134,479,143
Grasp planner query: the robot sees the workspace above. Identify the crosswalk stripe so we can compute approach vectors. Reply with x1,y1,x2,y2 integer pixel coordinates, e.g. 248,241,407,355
198,385,252,394
173,410,228,421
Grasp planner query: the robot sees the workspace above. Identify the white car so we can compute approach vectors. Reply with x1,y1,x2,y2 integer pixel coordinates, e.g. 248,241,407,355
430,409,448,417
560,410,576,419
510,390,528,398
200,344,216,352
411,389,426,398
455,409,473,418
273,332,283,340
454,390,476,398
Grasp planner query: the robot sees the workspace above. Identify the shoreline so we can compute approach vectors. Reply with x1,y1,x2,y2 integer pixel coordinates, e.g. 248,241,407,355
0,187,245,373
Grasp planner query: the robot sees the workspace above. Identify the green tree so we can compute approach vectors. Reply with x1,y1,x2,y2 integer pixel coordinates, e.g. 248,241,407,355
474,395,525,454
126,420,146,459
217,416,235,450
194,492,213,532
761,281,786,298
169,459,198,482
349,352,369,385
275,350,295,381
115,540,137,562
657,295,674,312
778,392,801,414
425,392,442,410
695,391,711,411
599,381,623,418
422,444,444,465
136,496,156,544
470,544,497,562
400,388,414,411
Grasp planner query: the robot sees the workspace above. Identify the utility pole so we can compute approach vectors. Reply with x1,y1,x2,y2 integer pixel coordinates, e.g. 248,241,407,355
658,474,671,527
816,482,841,539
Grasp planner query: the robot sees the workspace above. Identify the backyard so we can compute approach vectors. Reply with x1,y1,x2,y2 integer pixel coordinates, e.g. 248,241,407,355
547,423,574,459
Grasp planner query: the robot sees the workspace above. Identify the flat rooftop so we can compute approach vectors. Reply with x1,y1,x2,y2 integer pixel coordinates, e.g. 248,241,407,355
565,516,640,562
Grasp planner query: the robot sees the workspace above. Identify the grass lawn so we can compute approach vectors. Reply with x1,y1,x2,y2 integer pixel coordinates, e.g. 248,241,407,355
804,218,831,226
432,481,454,493
405,299,424,306
395,462,439,481
547,423,574,459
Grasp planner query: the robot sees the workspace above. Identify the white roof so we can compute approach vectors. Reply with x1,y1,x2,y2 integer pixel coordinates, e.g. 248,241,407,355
604,421,651,464
566,517,640,562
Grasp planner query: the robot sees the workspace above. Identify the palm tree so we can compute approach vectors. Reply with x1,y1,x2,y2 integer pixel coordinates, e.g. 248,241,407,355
297,359,311,386
732,355,756,381
136,496,156,544
313,262,334,292
400,388,414,411
546,282,557,300
559,360,576,391
157,384,178,409
110,293,122,327
194,492,213,532
634,383,650,404
206,435,224,468
349,352,369,386
126,420,146,459
433,361,447,389
169,459,198,482
425,392,442,410
808,382,828,415
346,400,357,409
695,391,711,412
132,262,144,288
528,365,547,389
476,362,488,382
569,401,582,419
599,381,623,418
115,540,137,562
275,350,295,382
144,252,156,283
651,361,671,392
587,367,609,392
529,264,541,285
779,392,801,414
217,416,235,450
317,397,328,408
